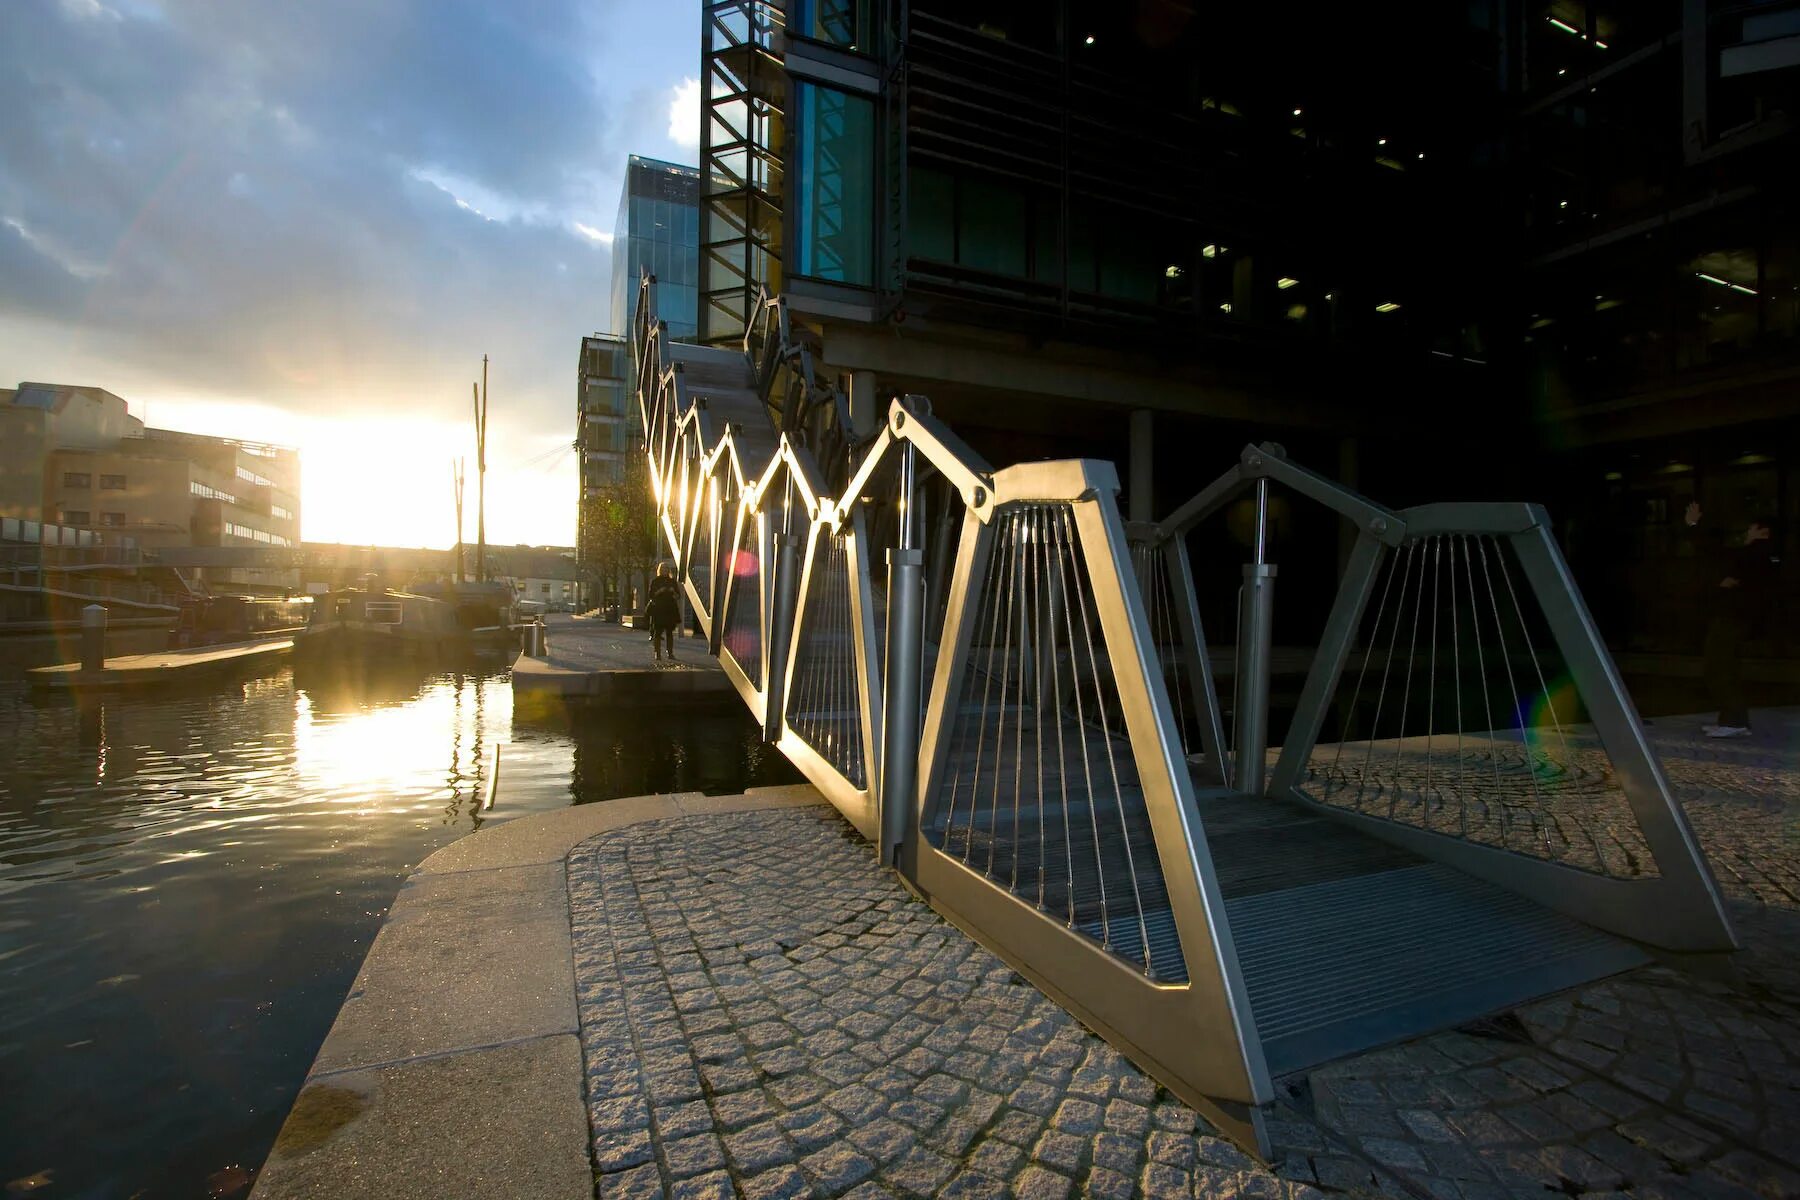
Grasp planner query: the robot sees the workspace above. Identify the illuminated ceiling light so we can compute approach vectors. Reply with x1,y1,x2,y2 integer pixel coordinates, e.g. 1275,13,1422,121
1376,301,1401,313
1286,304,1308,320
1417,152,1425,160
1377,137,1387,145
1277,277,1298,289
1595,39,1608,49
1202,244,1225,258
1218,302,1232,314
1164,264,1184,279
1324,292,1335,301
1292,108,1303,117
1548,17,1579,34
1559,200,1569,208
1697,271,1758,295
1084,34,1095,45
1558,68,1567,75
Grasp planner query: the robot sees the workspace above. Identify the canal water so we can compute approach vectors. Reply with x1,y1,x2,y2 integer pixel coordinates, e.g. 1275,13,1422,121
0,662,799,1199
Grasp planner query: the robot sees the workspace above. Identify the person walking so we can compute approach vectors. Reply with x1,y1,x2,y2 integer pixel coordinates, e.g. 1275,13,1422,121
1685,502,1778,738
645,561,682,663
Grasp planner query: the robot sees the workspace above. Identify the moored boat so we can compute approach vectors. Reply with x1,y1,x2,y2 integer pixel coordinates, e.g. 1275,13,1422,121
170,593,313,649
295,587,463,657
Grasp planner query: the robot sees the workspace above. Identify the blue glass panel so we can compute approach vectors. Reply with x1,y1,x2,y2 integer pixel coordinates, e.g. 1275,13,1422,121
795,83,875,287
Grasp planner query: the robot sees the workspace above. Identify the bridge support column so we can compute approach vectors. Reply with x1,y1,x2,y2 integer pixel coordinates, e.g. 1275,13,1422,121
1129,409,1155,524
882,442,923,876
849,371,882,442
1234,479,1276,795
764,531,802,744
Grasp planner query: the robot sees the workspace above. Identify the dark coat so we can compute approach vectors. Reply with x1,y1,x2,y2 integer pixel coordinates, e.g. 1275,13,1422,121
645,576,681,630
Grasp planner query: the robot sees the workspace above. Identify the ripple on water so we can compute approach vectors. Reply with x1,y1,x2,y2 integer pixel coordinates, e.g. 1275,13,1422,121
0,659,800,1198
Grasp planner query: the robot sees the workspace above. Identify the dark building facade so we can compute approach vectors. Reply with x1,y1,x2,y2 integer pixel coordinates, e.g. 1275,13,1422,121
695,0,1800,667
1489,3,1800,661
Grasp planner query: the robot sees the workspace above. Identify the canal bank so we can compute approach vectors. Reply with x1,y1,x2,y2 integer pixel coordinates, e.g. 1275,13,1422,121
250,785,825,1200
513,613,736,710
254,711,1800,1200
0,662,800,1200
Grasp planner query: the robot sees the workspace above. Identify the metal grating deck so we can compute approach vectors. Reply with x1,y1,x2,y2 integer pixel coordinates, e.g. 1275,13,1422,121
1197,790,1648,1078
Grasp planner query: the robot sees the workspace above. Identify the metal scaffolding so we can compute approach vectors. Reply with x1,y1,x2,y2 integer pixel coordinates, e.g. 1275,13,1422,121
699,0,787,345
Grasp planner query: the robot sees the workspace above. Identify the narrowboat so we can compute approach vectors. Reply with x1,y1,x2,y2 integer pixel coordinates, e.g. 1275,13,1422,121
407,579,520,656
169,593,313,649
295,587,463,657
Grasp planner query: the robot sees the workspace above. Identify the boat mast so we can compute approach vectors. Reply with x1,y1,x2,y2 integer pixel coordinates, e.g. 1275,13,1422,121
473,355,488,583
452,457,466,582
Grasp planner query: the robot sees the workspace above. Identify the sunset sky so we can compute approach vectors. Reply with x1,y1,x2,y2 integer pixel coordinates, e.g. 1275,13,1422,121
0,0,701,548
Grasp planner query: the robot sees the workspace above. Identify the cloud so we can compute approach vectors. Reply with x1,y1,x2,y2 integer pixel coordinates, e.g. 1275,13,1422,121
0,0,680,544
667,77,700,149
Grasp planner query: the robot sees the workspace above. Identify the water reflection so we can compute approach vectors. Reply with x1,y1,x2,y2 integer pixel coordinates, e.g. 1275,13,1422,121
0,665,797,1199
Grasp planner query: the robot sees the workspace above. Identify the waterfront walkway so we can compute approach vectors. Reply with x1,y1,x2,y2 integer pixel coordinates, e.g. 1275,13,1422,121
513,614,734,703
255,711,1800,1200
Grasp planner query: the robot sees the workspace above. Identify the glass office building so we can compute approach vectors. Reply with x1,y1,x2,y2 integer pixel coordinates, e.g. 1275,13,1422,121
610,156,702,342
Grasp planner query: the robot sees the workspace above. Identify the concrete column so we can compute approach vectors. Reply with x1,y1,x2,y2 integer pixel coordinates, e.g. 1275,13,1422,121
1129,409,1155,524
848,371,881,442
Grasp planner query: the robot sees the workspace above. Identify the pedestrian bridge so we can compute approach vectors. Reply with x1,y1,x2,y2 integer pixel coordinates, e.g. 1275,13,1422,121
627,275,1737,1155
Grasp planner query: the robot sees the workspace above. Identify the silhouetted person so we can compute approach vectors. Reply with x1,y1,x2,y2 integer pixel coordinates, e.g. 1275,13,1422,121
1685,502,1777,738
645,562,681,662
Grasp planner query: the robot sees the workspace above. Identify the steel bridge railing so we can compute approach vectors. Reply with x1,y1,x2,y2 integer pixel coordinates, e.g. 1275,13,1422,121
631,271,1267,1145
628,274,1738,1157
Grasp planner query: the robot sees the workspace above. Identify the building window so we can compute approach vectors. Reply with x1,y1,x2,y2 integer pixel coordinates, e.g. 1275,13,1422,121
907,166,1060,285
100,512,126,527
794,82,876,287
63,472,92,489
191,480,239,505
63,510,90,526
100,474,127,490
271,504,294,521
236,465,274,488
792,0,868,51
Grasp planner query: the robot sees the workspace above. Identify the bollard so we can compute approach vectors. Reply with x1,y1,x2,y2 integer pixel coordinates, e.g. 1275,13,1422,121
81,603,107,673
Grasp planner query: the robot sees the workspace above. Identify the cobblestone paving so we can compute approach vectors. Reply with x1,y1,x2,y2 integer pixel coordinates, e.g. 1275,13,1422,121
1284,712,1800,1200
572,709,1800,1198
570,808,1319,1200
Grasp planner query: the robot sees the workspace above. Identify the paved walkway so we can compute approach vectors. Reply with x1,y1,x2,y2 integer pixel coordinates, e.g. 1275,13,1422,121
255,709,1800,1199
513,615,733,703
570,712,1800,1200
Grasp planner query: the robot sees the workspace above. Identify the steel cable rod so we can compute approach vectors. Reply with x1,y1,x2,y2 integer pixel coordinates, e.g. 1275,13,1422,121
1048,512,1076,927
1032,506,1049,906
1494,539,1571,764
1388,533,1430,819
1450,534,1467,837
1062,506,1153,973
1052,511,1109,950
1361,540,1417,812
1426,535,1441,813
1329,536,1403,800
1476,535,1547,846
988,511,1024,877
